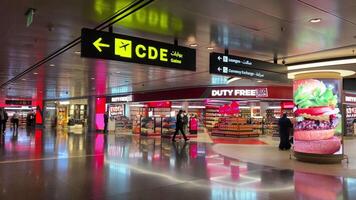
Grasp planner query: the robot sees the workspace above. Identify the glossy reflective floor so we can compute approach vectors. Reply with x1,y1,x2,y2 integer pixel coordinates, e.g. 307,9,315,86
0,128,355,200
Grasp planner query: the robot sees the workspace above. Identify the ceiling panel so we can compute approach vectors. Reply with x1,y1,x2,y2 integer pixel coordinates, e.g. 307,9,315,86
0,0,355,100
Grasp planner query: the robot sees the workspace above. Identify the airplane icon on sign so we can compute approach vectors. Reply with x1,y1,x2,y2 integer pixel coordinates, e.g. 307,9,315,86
115,38,132,58
119,41,130,51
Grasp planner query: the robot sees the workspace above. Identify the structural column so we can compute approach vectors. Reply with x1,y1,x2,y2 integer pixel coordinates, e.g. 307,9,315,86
88,96,106,133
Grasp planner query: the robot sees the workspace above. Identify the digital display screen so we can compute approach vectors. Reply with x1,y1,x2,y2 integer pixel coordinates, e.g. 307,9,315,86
293,78,342,155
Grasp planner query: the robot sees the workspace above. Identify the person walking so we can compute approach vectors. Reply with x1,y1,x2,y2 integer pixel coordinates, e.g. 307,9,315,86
0,108,4,134
183,111,189,133
172,110,189,142
278,113,293,150
12,112,19,133
2,110,8,134
103,111,109,134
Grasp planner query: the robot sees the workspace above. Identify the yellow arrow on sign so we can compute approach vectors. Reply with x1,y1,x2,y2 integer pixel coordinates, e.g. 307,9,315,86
93,37,110,52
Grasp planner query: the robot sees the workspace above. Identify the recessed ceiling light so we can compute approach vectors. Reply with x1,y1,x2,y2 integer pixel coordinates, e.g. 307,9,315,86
74,51,81,54
21,78,26,81
190,43,198,47
207,47,214,50
309,18,321,23
257,80,263,83
33,72,38,75
49,64,55,67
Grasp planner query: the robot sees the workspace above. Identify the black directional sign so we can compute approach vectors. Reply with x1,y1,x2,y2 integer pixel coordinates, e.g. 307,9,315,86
81,28,196,71
209,52,288,82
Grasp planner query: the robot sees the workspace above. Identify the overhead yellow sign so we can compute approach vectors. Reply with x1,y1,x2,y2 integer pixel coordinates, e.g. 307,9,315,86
93,37,110,52
81,28,196,71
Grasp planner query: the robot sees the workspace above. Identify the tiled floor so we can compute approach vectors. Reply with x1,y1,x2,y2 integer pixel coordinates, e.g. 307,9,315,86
0,128,355,199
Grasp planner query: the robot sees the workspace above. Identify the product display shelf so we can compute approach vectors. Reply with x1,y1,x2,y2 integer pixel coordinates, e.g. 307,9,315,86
161,117,176,138
130,107,145,134
346,118,356,136
140,117,159,136
239,108,251,118
211,117,259,138
265,109,279,136
152,108,171,117
205,106,220,130
115,116,132,129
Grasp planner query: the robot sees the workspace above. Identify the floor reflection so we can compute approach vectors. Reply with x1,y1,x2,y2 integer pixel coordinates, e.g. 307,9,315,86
0,129,355,199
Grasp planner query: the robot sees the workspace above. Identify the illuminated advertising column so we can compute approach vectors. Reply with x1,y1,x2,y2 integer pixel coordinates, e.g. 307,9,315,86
293,72,343,163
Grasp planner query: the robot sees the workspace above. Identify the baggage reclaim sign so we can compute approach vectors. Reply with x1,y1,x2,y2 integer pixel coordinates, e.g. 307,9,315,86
81,28,196,71
209,52,288,82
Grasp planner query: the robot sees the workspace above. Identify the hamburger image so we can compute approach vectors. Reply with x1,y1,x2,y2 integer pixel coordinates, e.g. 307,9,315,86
293,79,341,154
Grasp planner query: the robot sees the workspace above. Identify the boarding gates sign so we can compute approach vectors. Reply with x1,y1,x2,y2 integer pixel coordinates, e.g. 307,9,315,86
81,28,196,71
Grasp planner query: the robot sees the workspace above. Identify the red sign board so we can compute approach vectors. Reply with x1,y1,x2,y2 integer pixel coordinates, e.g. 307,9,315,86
109,105,124,116
281,101,294,109
205,86,292,99
145,101,172,108
132,86,292,102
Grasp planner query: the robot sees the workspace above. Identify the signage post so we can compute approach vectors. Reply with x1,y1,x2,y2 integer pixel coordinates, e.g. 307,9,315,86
81,28,196,71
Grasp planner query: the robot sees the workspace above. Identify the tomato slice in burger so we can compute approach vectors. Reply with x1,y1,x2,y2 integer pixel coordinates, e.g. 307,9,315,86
295,106,333,116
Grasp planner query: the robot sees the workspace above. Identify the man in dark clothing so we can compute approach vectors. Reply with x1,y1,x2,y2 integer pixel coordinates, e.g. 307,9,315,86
172,110,189,142
103,112,109,134
2,111,8,133
278,113,293,150
0,108,4,134
183,111,189,133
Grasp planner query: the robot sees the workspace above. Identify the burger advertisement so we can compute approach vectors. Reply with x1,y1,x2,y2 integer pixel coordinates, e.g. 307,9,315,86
293,79,342,155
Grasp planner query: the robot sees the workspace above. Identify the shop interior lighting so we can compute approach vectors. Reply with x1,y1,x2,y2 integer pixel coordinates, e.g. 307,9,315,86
74,51,81,55
226,77,241,84
59,101,70,105
5,106,34,110
115,71,121,74
21,78,26,81
309,18,322,23
45,106,56,110
49,64,55,67
189,43,198,47
33,72,38,75
172,105,182,108
91,77,95,80
239,106,251,109
287,58,356,70
257,80,263,83
188,106,206,109
129,104,145,107
207,47,214,50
